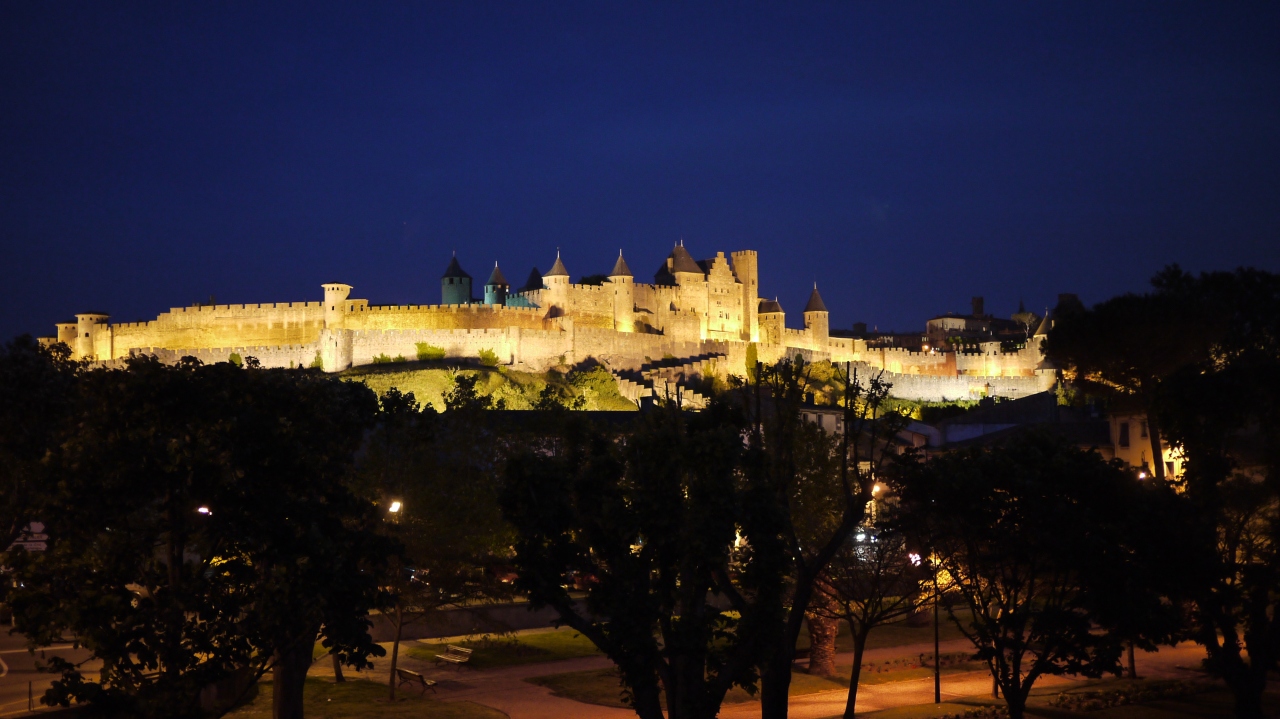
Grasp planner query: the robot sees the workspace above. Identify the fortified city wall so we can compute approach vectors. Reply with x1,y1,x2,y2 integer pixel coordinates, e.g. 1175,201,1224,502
45,246,1057,402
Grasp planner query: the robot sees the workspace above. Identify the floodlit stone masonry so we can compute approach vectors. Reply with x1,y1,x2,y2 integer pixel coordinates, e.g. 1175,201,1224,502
43,245,1055,402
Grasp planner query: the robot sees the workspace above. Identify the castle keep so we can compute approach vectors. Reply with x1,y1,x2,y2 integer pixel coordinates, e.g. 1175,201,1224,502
44,245,1056,403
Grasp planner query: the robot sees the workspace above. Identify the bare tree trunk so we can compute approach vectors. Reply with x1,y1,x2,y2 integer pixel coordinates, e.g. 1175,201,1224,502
805,613,839,677
759,640,796,719
272,635,315,719
1145,412,1166,481
388,602,403,701
998,680,1029,719
842,629,869,719
1126,642,1137,679
331,653,345,683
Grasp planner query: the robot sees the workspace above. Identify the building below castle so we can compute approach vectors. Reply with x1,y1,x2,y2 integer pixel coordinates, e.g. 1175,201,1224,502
42,245,1057,403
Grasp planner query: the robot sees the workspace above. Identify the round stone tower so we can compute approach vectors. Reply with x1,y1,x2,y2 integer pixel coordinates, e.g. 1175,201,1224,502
74,313,109,360
322,283,352,329
758,298,785,346
803,284,829,347
441,254,473,305
543,251,570,316
608,250,634,332
484,263,509,306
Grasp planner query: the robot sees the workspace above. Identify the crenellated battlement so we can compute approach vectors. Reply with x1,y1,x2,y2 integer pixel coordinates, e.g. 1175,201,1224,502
51,249,1054,401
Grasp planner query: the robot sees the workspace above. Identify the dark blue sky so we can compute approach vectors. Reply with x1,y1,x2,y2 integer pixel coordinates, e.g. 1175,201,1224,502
3,3,1278,340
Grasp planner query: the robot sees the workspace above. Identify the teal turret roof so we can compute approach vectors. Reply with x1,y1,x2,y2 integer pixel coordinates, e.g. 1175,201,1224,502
442,255,471,280
545,252,569,277
804,285,828,313
486,262,509,286
609,250,632,277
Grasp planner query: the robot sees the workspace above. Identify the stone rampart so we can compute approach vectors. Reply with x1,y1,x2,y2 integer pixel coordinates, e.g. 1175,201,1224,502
850,364,1053,401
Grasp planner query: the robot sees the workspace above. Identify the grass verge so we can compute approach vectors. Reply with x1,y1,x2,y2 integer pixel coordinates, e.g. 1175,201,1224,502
226,677,505,718
406,627,602,669
795,611,972,654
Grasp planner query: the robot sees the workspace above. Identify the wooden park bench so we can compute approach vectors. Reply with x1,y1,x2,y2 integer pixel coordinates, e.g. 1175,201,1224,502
434,645,474,669
395,668,437,695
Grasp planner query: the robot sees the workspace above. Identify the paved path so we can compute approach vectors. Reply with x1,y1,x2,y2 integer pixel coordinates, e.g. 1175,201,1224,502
0,633,94,718
313,638,1215,719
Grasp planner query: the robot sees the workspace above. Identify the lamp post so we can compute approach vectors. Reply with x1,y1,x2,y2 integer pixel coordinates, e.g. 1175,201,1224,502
933,555,941,704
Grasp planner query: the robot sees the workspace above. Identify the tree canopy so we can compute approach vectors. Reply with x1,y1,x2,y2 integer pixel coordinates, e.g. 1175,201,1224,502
5,355,395,719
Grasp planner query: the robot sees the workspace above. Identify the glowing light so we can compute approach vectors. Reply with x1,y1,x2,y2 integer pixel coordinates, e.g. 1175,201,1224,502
1138,471,1147,480
855,533,867,542
197,506,211,515
389,501,402,513
872,484,881,495
908,552,922,566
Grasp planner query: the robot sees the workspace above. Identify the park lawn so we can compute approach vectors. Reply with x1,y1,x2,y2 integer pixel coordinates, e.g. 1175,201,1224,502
406,627,601,669
794,611,971,654
226,678,505,719
848,679,1280,719
525,654,990,709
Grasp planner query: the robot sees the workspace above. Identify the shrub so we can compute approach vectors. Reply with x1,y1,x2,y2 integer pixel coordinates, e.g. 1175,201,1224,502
372,353,394,364
1048,680,1215,712
478,348,500,367
310,352,324,369
228,353,242,367
415,342,445,361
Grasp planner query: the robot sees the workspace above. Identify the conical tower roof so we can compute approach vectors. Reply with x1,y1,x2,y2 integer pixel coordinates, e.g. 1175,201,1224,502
520,267,543,292
486,262,509,286
1034,311,1054,336
804,285,828,313
442,254,471,280
609,250,632,277
668,243,702,274
759,297,784,314
545,251,569,277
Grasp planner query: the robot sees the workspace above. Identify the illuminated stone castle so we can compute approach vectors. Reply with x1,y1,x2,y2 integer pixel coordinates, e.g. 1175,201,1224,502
43,245,1055,402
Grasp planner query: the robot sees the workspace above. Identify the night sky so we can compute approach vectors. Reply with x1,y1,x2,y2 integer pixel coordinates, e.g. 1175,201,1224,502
3,3,1278,341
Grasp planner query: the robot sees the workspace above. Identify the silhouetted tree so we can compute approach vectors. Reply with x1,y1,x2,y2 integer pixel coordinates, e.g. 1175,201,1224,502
0,336,81,552
7,357,393,719
1044,272,1222,481
503,400,761,719
357,384,513,699
734,359,906,719
1152,268,1280,719
813,519,929,719
895,432,1170,719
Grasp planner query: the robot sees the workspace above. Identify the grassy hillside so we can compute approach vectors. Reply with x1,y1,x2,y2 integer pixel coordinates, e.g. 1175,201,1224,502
341,361,638,411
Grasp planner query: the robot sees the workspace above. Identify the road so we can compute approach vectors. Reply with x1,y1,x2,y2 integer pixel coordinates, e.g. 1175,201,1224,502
0,632,93,718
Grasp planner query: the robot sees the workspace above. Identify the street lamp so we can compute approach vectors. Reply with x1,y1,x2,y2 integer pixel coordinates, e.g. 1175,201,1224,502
389,500,402,514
